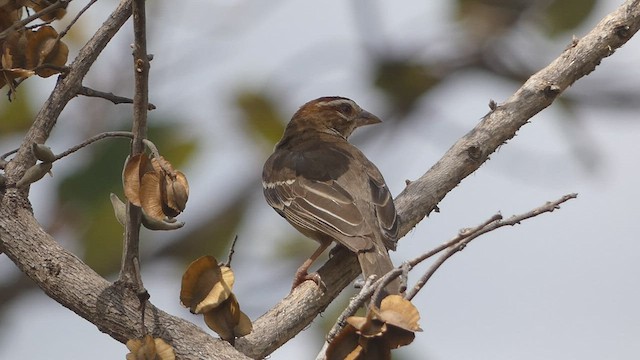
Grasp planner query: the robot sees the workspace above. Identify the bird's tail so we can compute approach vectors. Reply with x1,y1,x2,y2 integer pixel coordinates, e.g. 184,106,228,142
356,239,400,303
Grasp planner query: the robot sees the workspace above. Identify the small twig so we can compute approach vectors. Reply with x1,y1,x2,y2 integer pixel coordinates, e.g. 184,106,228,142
77,86,156,110
324,275,377,344
54,131,134,161
322,267,405,348
58,0,98,39
406,214,503,269
225,235,239,267
0,0,70,41
405,193,578,300
0,148,19,164
119,0,150,317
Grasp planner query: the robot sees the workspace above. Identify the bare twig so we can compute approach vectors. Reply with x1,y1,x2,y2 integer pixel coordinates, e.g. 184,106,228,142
118,0,151,335
324,276,377,344
58,0,98,39
54,131,134,160
77,86,157,110
405,193,578,300
226,235,240,267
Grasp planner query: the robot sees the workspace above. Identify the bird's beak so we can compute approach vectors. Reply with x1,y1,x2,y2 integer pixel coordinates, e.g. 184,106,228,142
356,110,382,126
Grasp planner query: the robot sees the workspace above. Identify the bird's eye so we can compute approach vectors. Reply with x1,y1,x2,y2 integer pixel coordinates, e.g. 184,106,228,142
337,103,353,116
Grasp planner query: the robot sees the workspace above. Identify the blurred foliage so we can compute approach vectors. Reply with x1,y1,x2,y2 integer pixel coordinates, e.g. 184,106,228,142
373,58,441,117
543,0,597,36
157,191,251,264
0,89,34,133
56,122,197,275
235,90,285,149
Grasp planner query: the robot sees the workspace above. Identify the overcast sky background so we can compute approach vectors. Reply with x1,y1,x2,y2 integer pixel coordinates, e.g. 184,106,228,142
1,0,639,359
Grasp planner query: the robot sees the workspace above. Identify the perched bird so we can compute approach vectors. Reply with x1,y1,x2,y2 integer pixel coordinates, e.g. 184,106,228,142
262,96,399,295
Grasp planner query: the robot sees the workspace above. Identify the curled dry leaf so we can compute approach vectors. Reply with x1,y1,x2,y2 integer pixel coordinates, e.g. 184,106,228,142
123,154,151,206
180,255,235,314
141,209,185,231
375,294,422,332
151,156,189,217
326,324,361,360
26,25,69,77
124,153,189,220
327,295,422,359
140,171,165,220
125,335,175,360
16,162,52,188
0,2,22,32
0,25,68,87
25,0,68,22
203,293,253,343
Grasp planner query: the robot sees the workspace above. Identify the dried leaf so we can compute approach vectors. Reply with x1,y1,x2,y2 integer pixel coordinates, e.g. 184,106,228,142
25,26,68,77
141,209,185,231
167,170,189,212
346,315,385,338
123,154,149,206
326,324,361,360
375,295,422,332
125,335,175,360
180,255,235,314
0,3,22,31
25,0,68,21
139,172,164,220
203,294,252,342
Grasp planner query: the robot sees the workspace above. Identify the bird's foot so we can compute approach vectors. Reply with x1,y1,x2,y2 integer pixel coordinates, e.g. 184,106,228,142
291,270,326,291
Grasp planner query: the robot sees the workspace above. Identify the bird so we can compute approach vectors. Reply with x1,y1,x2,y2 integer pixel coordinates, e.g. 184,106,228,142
262,96,399,295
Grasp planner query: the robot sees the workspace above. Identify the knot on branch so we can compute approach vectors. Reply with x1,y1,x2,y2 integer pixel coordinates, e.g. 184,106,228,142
466,145,483,162
543,84,561,99
614,24,631,39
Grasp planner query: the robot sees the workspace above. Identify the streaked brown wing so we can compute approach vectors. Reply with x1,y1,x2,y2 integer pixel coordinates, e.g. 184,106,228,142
263,176,372,252
367,172,398,250
262,143,376,252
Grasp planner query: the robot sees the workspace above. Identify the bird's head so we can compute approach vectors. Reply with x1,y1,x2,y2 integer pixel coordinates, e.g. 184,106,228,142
289,97,382,139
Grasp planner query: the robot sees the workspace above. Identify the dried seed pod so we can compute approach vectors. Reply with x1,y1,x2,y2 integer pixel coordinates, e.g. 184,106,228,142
31,143,56,163
16,162,52,188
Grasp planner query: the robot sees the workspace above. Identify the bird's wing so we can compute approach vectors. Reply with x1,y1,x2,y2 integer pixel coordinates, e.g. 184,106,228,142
263,145,374,253
365,164,398,250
